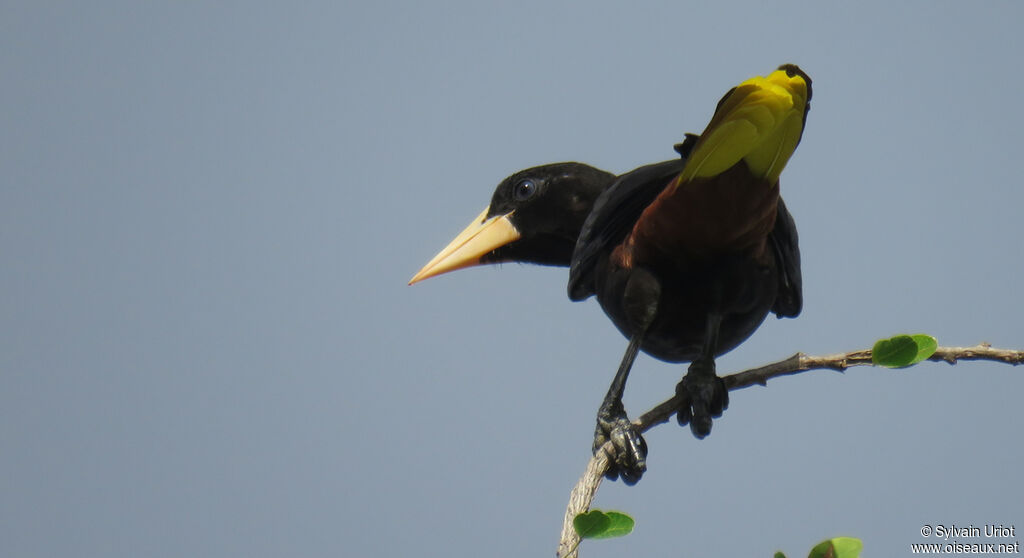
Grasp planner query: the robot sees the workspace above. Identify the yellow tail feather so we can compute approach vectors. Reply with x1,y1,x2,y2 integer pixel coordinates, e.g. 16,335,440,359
678,65,810,186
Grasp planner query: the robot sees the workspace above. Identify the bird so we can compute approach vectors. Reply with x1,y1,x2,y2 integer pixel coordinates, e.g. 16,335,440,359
410,64,811,484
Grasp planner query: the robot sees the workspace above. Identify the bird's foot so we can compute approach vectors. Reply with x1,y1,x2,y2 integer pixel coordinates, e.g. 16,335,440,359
594,402,647,485
675,359,729,439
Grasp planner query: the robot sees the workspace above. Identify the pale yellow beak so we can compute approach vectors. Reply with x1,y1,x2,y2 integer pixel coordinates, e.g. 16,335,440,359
408,207,522,285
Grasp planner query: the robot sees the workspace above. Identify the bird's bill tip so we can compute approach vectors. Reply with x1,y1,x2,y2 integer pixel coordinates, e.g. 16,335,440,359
408,208,521,285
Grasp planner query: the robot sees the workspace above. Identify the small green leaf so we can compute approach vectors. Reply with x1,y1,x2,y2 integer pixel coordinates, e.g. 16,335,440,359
830,537,864,557
873,335,918,367
808,537,863,558
573,510,634,539
573,510,609,539
577,509,606,536
908,334,938,364
599,512,634,539
872,333,937,368
808,540,830,558
775,552,787,558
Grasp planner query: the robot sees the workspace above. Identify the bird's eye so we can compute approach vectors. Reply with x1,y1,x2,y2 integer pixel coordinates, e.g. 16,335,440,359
514,179,537,201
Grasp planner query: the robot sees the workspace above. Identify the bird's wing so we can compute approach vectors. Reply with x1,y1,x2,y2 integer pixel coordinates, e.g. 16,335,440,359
567,158,687,301
769,196,802,317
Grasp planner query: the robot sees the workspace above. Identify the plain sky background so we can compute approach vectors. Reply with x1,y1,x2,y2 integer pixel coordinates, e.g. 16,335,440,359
2,2,1022,557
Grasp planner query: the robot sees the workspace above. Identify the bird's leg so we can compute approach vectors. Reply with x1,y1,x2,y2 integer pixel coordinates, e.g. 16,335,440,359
594,333,647,485
594,269,659,485
676,312,729,439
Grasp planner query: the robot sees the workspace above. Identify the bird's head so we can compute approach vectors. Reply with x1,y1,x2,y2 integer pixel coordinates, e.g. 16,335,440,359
409,162,613,284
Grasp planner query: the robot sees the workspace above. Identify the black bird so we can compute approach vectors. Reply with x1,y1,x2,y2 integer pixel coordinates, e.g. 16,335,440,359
411,65,811,484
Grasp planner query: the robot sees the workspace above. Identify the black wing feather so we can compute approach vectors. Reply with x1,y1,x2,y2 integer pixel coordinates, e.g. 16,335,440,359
567,158,687,301
769,197,802,317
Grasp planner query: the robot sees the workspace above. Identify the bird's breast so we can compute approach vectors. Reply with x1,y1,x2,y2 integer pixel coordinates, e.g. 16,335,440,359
594,258,779,363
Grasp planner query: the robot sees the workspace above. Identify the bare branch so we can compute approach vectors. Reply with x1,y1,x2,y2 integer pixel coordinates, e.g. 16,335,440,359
556,343,1024,557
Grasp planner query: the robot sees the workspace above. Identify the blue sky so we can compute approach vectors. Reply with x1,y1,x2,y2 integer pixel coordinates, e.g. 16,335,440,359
2,2,1022,557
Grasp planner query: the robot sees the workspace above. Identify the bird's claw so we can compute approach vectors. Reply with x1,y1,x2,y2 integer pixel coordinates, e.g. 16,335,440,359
675,363,729,439
594,407,647,485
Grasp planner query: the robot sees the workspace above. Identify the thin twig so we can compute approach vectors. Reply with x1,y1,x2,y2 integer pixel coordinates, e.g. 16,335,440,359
556,343,1024,557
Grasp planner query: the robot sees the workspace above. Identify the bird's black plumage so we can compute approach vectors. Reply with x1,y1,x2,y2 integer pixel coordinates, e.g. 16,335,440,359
482,163,613,268
568,157,691,302
567,159,802,361
411,64,811,484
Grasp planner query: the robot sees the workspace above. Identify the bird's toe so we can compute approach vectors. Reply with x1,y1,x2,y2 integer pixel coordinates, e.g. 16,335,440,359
675,372,729,439
595,410,647,485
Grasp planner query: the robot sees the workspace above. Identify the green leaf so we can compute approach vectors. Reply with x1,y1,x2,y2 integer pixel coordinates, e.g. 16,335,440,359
808,537,863,558
908,334,938,364
573,510,634,539
872,334,937,368
872,335,918,367
573,511,609,539
775,552,788,558
599,512,634,539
